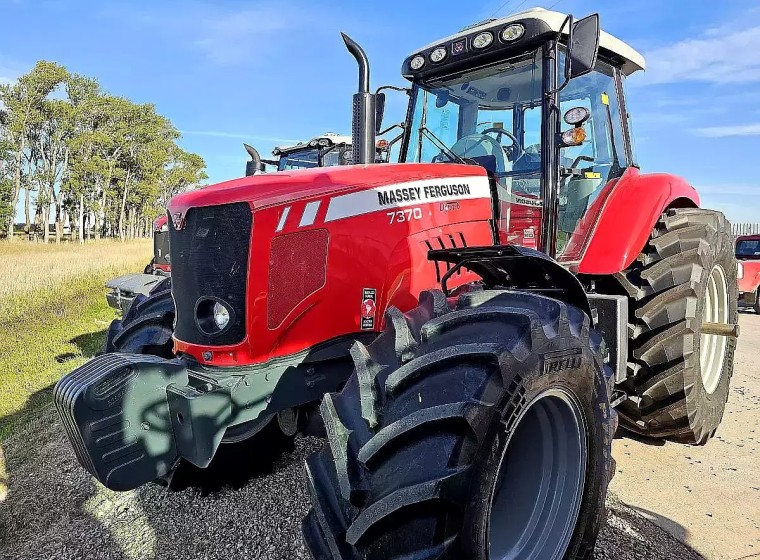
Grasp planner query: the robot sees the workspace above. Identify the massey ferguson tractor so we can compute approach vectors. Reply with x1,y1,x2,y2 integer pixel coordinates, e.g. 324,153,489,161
55,8,738,559
104,137,365,315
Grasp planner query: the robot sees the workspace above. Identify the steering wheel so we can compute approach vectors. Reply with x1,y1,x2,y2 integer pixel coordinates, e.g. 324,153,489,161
449,133,510,175
481,126,524,161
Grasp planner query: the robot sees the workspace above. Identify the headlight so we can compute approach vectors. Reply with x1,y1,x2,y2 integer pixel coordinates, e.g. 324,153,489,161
738,262,744,279
213,302,230,330
472,31,494,49
430,47,447,63
410,55,425,70
308,139,318,147
564,106,591,126
318,138,331,147
196,298,234,335
501,23,525,42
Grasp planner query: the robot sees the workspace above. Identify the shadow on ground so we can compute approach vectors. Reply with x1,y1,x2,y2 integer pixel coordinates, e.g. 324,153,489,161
0,329,106,442
55,329,107,363
0,404,706,560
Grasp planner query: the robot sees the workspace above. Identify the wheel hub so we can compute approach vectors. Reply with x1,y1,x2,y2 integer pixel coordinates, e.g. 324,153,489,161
700,264,729,394
487,390,587,560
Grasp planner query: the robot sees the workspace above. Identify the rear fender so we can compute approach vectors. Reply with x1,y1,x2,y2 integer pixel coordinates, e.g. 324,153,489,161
571,168,699,275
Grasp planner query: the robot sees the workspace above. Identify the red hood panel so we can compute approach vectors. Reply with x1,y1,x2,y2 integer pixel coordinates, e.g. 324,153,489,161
168,163,487,227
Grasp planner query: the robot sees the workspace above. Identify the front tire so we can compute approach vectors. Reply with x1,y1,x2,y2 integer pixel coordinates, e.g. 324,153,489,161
614,208,737,444
303,290,614,559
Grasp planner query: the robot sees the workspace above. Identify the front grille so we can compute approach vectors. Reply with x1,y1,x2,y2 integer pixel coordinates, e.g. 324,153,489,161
153,230,170,266
169,202,252,346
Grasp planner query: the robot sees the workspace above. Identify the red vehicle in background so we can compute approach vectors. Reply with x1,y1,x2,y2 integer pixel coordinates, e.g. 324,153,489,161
736,234,760,313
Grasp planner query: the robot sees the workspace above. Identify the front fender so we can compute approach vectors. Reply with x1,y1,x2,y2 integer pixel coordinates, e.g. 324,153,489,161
570,168,700,275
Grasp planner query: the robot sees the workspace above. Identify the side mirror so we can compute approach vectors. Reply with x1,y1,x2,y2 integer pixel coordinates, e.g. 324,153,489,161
568,14,600,79
375,92,386,135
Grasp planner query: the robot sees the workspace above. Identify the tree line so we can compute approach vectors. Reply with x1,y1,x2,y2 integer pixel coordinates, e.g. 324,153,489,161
0,61,207,242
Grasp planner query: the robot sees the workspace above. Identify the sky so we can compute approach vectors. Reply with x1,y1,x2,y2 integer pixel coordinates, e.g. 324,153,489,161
1,0,759,223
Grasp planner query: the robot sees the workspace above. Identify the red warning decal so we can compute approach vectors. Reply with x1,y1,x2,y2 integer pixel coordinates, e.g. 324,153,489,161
361,288,377,330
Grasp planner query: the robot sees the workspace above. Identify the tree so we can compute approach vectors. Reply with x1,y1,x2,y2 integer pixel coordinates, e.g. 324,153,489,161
0,61,207,241
0,61,68,240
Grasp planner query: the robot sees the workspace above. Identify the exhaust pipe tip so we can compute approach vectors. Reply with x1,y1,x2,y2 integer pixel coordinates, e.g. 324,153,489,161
341,32,375,165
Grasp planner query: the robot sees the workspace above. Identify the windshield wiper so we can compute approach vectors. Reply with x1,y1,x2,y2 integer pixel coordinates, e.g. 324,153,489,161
419,127,468,165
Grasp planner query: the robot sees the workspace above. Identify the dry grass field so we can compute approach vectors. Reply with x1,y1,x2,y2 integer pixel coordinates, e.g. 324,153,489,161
0,239,152,442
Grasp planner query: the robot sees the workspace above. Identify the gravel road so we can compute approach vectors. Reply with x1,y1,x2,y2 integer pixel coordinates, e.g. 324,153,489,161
4,316,757,559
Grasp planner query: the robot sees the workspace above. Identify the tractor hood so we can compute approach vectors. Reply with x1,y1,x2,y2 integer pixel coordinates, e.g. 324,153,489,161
168,163,487,228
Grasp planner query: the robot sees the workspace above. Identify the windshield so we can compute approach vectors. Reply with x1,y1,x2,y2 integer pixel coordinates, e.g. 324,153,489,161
405,52,543,187
737,239,760,258
278,148,320,171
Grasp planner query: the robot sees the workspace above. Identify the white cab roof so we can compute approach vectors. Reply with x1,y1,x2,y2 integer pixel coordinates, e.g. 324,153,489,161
413,7,645,75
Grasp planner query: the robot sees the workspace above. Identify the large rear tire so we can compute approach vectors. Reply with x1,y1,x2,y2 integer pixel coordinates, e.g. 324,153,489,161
614,208,737,444
104,276,294,491
303,290,614,559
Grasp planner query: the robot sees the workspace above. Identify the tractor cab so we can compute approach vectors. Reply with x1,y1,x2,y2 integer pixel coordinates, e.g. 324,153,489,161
397,8,644,259
273,133,354,170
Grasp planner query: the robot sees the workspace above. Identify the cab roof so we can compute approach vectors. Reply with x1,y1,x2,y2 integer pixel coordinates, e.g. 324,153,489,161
274,133,352,154
411,7,645,76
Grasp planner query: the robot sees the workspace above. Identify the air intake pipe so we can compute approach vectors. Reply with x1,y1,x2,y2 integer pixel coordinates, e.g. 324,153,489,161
341,33,376,165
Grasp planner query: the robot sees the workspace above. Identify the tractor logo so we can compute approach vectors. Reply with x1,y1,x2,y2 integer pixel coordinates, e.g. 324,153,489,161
361,288,377,330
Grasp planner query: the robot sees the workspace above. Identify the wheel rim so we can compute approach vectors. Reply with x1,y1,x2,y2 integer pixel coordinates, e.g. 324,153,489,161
487,390,587,560
700,265,729,394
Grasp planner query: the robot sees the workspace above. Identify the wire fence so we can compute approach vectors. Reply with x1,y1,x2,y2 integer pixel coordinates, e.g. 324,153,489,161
733,223,760,236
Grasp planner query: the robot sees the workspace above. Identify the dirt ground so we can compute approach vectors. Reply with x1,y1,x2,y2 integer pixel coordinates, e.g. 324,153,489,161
609,311,760,560
0,314,758,559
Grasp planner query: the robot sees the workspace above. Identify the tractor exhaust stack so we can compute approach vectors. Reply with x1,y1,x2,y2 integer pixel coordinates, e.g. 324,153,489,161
341,32,376,165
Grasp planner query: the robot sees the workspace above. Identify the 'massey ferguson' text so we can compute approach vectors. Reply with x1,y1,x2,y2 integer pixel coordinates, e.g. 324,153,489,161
377,183,471,206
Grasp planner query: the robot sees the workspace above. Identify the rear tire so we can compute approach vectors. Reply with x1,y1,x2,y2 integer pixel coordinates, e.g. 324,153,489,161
614,208,737,444
302,290,614,559
104,276,294,491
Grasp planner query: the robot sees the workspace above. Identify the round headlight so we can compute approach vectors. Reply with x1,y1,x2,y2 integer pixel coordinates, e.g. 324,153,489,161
308,139,318,147
472,31,494,49
318,138,331,147
501,23,525,42
430,47,447,63
564,106,591,126
213,302,230,330
410,55,425,70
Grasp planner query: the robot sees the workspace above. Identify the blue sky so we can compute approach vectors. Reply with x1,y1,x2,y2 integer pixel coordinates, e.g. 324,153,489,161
2,0,759,223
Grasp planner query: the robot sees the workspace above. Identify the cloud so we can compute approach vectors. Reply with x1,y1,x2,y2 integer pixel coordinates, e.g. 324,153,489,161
180,130,298,143
696,184,760,224
638,23,760,85
190,4,294,65
697,184,759,196
692,123,760,137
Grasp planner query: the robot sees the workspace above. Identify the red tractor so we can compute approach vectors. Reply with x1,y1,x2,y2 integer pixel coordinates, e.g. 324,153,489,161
56,8,738,559
736,234,760,313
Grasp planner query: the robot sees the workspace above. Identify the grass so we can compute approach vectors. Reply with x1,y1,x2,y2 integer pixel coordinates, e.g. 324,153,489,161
0,239,152,443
